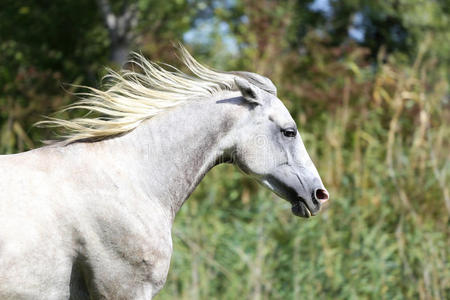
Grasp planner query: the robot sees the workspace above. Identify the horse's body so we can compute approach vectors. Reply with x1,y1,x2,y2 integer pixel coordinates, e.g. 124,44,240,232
0,50,328,299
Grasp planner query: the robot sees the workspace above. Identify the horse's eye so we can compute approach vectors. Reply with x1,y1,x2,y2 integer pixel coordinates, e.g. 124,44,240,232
282,128,297,138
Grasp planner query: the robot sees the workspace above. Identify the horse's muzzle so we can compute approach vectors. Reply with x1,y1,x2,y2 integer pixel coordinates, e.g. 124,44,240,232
291,188,329,218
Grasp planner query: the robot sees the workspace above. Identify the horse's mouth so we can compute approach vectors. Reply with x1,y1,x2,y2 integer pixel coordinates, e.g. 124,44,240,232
291,198,316,218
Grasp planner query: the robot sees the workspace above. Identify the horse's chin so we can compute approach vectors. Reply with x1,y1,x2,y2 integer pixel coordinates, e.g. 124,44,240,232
291,200,312,218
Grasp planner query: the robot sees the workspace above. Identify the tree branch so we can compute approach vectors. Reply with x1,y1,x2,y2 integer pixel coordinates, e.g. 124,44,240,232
96,0,116,32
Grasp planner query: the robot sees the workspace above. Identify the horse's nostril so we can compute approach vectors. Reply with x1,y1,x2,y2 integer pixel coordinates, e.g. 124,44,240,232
314,188,329,203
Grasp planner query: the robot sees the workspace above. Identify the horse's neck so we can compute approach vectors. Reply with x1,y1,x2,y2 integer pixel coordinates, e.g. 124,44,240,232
104,93,242,220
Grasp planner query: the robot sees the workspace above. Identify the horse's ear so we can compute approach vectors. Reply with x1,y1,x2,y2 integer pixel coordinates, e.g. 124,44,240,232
230,71,277,96
234,77,262,105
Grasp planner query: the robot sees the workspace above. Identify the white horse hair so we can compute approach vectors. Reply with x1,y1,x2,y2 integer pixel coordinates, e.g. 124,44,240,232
0,46,328,299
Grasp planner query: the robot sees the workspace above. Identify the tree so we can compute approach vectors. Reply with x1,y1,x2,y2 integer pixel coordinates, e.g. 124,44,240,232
0,0,196,152
96,0,139,65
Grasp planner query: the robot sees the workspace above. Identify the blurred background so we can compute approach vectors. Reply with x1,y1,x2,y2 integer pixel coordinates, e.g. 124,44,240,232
0,0,449,298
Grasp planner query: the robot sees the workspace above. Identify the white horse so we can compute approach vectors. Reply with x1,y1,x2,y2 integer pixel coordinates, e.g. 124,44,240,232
0,47,329,299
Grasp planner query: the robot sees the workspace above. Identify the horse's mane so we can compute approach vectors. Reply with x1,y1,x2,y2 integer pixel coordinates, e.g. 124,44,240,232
38,46,252,145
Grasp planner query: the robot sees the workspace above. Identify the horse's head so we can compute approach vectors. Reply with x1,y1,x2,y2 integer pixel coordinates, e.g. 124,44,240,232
230,75,329,218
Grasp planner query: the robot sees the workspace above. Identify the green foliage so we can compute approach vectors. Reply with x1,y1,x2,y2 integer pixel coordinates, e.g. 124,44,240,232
0,0,448,298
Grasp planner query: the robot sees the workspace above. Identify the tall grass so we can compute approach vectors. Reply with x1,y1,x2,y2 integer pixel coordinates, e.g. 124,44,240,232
157,46,449,299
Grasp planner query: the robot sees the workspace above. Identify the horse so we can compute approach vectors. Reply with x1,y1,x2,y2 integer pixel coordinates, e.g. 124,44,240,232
0,46,329,299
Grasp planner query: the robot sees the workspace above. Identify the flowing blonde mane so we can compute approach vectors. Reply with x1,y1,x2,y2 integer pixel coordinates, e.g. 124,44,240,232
38,46,239,144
